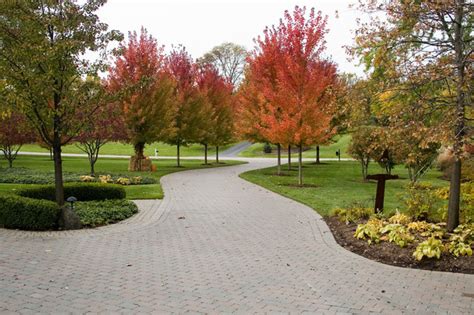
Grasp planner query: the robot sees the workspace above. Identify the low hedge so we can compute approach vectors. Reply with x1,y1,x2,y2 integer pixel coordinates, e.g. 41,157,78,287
0,194,60,231
0,167,157,185
16,183,126,202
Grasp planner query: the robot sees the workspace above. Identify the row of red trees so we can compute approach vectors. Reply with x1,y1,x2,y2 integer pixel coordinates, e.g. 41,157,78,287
107,30,235,170
0,29,235,174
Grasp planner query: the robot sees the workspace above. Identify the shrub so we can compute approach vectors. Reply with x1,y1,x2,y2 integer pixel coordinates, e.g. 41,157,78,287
80,175,95,182
0,194,60,230
399,183,438,220
115,177,131,185
75,199,138,227
263,143,272,154
99,175,113,184
435,182,474,223
16,183,126,202
436,147,473,181
333,206,372,224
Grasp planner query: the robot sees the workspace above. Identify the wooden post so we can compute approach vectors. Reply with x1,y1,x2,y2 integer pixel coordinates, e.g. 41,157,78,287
366,174,399,213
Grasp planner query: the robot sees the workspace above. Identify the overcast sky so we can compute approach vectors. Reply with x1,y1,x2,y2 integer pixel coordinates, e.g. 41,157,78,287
98,0,363,75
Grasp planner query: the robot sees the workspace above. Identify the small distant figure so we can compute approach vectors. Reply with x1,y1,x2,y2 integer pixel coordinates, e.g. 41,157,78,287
335,149,341,161
155,148,158,157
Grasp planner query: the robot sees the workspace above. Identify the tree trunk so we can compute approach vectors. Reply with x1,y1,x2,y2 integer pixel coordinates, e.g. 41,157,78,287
288,145,291,171
52,142,64,206
177,142,181,167
277,144,281,175
216,146,219,163
316,145,320,164
90,160,95,177
134,142,145,158
361,158,370,182
8,157,12,168
298,144,303,186
447,159,461,231
133,142,145,171
49,148,53,160
447,0,466,232
204,143,208,164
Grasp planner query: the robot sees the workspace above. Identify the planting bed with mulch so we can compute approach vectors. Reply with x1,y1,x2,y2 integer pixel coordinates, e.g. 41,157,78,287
325,216,474,274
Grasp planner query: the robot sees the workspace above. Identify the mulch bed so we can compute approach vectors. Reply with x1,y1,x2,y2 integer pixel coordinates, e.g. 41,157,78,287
324,216,474,274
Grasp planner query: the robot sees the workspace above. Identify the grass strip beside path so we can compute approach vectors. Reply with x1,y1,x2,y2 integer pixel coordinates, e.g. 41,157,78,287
240,161,448,217
0,155,245,200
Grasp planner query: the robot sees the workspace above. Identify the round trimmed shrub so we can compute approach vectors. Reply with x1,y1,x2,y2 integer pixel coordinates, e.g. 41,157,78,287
16,183,126,202
263,143,272,154
0,195,60,231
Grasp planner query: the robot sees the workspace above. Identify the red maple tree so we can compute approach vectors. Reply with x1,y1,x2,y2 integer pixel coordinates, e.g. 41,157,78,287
0,112,36,168
75,97,128,176
196,63,234,164
166,46,209,166
108,28,176,171
239,6,337,184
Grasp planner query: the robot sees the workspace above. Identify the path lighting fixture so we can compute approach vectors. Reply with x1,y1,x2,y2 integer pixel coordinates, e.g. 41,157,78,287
66,196,77,210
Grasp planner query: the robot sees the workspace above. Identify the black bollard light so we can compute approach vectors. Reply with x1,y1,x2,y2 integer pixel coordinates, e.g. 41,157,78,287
66,196,77,210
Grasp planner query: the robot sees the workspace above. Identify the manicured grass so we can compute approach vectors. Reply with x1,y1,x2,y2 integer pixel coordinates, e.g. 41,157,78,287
238,134,351,159
20,141,235,157
0,155,245,200
240,161,449,217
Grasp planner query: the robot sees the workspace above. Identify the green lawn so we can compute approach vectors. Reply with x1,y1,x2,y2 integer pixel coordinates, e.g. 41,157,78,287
240,161,449,217
0,155,244,200
238,134,351,159
21,142,235,157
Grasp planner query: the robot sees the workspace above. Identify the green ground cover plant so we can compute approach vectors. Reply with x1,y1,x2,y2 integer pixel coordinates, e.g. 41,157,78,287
75,199,138,227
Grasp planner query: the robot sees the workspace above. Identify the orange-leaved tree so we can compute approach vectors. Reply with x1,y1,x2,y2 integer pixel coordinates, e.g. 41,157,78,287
241,6,337,184
108,28,176,171
196,64,234,164
237,22,288,175
166,46,210,167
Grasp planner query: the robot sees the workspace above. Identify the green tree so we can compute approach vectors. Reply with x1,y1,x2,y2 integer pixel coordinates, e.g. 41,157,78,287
0,0,121,212
199,42,247,88
352,0,473,230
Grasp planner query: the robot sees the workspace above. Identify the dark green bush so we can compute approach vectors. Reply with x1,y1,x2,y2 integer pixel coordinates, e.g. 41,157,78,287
263,143,272,154
0,194,60,230
16,183,126,201
75,199,138,227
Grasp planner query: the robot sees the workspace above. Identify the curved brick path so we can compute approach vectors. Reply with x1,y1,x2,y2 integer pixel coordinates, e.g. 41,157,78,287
1,160,473,314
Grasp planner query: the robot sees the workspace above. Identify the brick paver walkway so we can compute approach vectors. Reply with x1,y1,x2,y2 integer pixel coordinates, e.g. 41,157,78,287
1,160,473,314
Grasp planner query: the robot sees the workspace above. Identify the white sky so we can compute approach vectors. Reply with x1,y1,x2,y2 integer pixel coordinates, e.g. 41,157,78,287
98,0,363,75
